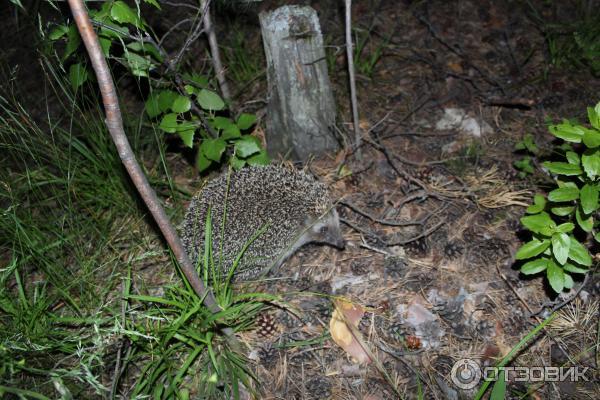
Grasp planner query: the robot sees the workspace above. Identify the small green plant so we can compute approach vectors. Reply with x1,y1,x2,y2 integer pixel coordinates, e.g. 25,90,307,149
47,0,268,173
516,102,600,293
353,27,389,77
514,133,539,177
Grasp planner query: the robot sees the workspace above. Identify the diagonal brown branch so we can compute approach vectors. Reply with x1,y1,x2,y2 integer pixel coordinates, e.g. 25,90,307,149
66,0,223,317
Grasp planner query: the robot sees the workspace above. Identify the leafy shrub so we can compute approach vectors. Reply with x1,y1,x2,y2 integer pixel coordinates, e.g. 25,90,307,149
516,102,600,293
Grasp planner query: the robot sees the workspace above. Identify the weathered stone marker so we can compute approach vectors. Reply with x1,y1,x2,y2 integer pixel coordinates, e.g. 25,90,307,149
259,5,338,160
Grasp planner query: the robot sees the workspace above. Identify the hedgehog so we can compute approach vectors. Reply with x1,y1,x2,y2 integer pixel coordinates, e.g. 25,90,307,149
179,165,345,280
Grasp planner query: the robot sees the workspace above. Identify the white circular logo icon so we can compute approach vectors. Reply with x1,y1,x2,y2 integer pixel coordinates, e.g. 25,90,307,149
451,359,481,390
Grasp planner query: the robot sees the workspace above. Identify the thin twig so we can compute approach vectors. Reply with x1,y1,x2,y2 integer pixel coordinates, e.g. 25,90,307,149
200,0,231,102
66,0,226,325
344,0,361,159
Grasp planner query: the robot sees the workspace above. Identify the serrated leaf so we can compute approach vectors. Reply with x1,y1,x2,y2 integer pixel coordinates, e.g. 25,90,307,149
222,124,241,140
229,156,246,170
237,113,257,130
49,24,69,40
159,113,178,133
125,52,153,77
197,89,225,111
568,237,592,266
552,233,570,265
63,24,81,61
111,1,143,28
520,258,549,275
144,93,161,118
547,261,565,293
565,151,580,165
526,194,546,214
520,212,556,235
543,161,582,176
548,187,579,202
69,63,88,91
211,116,236,130
579,183,599,214
158,90,178,112
563,263,589,274
582,127,600,148
556,223,574,233
247,150,270,166
201,138,226,162
582,149,600,179
177,129,194,148
515,239,551,260
196,150,211,172
548,122,584,142
171,95,191,113
550,206,575,216
98,36,111,57
575,207,594,232
234,136,261,158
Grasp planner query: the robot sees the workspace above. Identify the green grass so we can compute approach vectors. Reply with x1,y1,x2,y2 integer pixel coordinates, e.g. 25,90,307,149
0,56,270,398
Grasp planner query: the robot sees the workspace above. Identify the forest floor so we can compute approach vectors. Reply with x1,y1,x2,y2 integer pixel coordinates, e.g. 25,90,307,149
180,1,598,399
2,0,599,399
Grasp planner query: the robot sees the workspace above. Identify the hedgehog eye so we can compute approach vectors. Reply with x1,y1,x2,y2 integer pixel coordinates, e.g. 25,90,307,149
320,226,329,234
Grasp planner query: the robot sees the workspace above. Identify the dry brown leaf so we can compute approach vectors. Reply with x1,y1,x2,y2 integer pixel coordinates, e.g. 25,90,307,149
330,299,371,364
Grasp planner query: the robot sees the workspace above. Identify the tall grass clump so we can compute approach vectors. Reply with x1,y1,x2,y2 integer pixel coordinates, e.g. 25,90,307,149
0,58,269,398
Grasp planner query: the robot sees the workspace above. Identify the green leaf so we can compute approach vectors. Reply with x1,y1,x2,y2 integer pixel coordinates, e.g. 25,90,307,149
159,113,178,133
229,156,246,170
547,261,565,293
197,89,225,111
555,223,574,233
548,121,584,142
144,0,161,10
542,161,582,176
576,207,594,232
144,93,161,118
514,157,534,175
183,73,209,88
127,42,163,62
526,194,546,214
490,369,506,400
63,24,81,61
98,36,112,57
234,136,261,158
515,239,551,260
563,263,589,274
520,258,549,275
158,90,178,112
563,273,574,289
196,150,211,172
568,237,592,266
582,149,600,179
582,127,600,148
211,116,236,130
111,1,144,28
520,212,556,235
125,52,153,77
552,233,570,265
565,151,580,165
171,95,191,113
69,63,88,91
177,129,194,148
579,183,599,214
49,24,69,40
550,206,574,216
236,113,257,130
548,187,579,202
201,138,226,162
588,104,600,130
247,150,270,166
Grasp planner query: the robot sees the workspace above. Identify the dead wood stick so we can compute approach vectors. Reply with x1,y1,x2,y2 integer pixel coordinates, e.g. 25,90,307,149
67,0,224,320
200,0,231,102
345,0,362,159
